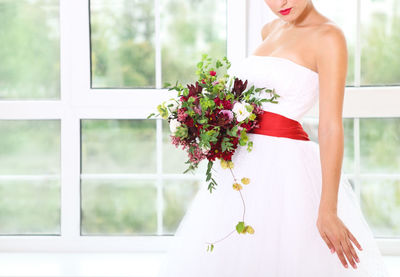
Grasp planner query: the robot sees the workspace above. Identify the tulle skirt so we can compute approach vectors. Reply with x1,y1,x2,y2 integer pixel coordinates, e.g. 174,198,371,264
157,133,390,276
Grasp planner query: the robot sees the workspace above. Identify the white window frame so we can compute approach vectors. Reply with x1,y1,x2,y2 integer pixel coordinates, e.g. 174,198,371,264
0,0,399,255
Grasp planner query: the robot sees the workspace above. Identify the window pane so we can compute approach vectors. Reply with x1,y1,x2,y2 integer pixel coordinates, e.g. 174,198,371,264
81,119,157,173
81,179,157,235
160,0,227,87
0,120,60,234
89,0,227,88
81,119,157,235
0,179,60,235
361,0,400,85
360,118,400,173
0,0,60,99
314,0,356,86
0,120,61,174
361,178,400,237
163,179,200,234
89,0,156,88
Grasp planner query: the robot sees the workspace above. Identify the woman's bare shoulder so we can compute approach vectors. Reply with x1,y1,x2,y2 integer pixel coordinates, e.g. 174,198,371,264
313,21,348,78
311,20,347,60
314,21,347,46
261,18,281,41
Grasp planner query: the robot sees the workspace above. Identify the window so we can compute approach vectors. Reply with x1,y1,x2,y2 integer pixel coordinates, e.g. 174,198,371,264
0,0,398,255
0,0,241,251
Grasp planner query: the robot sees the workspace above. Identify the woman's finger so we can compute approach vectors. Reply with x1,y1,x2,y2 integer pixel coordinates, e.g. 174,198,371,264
338,240,352,268
342,237,357,269
345,231,360,263
321,232,335,253
332,239,348,268
347,229,363,251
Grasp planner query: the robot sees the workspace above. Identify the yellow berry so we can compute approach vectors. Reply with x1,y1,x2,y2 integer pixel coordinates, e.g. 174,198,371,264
241,177,250,185
227,161,234,169
232,182,242,191
220,159,228,169
245,225,255,234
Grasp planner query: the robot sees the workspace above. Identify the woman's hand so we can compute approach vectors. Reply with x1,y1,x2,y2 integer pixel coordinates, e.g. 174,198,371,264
316,210,363,269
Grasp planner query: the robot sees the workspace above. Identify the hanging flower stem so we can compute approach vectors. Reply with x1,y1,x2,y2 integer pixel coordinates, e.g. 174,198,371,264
229,167,246,222
205,163,253,252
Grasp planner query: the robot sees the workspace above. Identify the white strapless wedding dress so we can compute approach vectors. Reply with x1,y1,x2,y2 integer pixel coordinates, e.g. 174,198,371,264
157,55,390,276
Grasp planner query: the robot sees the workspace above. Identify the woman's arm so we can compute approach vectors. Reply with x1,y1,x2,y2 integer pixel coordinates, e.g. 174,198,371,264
315,23,363,270
316,24,347,215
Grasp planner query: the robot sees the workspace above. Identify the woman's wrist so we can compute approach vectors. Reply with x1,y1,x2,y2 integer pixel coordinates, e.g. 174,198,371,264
318,202,338,215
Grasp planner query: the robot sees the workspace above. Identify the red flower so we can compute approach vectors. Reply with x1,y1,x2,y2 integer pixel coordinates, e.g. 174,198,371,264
240,121,253,131
185,116,194,127
209,70,216,76
213,96,233,110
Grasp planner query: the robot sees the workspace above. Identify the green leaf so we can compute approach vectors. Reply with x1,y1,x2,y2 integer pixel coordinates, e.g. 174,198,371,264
146,113,156,119
221,141,226,152
236,221,245,234
245,104,254,113
207,160,213,173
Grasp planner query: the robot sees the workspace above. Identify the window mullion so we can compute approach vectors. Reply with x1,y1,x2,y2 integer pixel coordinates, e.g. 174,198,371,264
60,113,81,238
353,118,361,204
156,119,164,235
355,0,361,87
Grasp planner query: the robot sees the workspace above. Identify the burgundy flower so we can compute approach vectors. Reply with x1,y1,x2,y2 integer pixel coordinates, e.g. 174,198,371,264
185,116,194,127
187,81,203,97
231,77,248,99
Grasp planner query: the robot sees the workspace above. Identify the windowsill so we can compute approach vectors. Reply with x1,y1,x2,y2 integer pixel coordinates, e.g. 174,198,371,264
0,252,398,277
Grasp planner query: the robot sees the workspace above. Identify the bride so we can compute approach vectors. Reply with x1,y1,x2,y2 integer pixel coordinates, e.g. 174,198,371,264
158,0,390,276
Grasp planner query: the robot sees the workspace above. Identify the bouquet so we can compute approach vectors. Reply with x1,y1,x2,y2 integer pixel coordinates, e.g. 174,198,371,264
147,54,279,252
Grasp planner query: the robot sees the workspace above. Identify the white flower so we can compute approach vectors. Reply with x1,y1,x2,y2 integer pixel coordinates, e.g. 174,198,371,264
169,119,181,133
164,98,179,113
232,102,251,122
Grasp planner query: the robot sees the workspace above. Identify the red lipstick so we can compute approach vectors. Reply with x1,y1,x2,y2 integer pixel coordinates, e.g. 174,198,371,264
279,8,292,15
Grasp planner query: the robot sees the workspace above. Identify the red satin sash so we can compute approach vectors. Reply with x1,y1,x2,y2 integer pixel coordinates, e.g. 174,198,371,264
249,110,310,141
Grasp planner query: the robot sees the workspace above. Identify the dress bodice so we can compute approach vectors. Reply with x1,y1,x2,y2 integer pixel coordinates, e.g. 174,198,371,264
228,55,319,122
